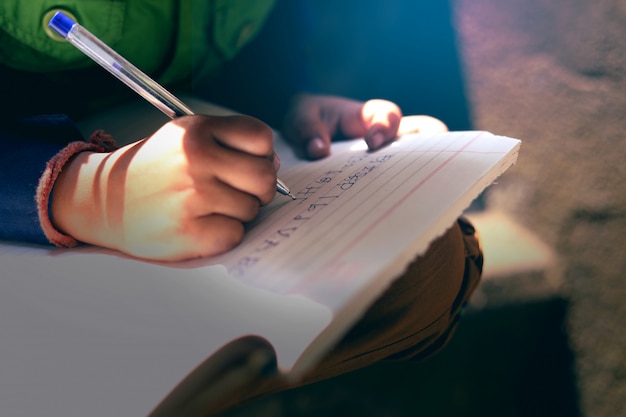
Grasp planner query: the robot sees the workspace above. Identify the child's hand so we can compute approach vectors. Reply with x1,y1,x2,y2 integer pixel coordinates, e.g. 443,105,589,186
282,93,447,159
50,115,277,261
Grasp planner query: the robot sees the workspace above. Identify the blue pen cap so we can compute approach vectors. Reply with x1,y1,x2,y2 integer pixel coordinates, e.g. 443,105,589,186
48,11,77,38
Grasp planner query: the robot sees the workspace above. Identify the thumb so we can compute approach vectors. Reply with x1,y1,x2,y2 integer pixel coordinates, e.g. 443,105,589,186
302,129,332,160
360,99,402,150
283,111,333,160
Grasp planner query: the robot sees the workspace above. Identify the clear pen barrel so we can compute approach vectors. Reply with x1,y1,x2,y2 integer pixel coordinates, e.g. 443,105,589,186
66,25,194,118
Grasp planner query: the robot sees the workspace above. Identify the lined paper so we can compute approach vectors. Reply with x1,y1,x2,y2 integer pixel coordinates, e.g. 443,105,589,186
208,131,520,309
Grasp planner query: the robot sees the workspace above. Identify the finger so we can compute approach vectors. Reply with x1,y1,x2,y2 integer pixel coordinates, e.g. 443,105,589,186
272,152,281,171
286,114,333,160
189,214,246,258
187,181,262,222
359,99,402,150
179,115,275,158
204,150,277,205
305,134,332,160
282,94,340,160
184,137,277,206
214,115,275,158
398,115,448,135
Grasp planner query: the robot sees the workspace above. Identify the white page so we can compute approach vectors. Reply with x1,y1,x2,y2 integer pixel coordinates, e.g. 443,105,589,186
0,244,331,417
210,131,520,309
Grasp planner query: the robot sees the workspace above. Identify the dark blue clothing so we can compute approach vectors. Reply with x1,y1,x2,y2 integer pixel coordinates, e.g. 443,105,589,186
0,115,84,244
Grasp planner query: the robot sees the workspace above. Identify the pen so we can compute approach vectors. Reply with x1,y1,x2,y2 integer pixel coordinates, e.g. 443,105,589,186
48,10,295,200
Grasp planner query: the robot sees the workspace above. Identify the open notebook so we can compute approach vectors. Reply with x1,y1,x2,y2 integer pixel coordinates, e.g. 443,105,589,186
0,98,520,417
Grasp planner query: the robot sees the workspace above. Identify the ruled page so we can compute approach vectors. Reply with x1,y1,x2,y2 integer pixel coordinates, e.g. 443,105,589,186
205,130,521,311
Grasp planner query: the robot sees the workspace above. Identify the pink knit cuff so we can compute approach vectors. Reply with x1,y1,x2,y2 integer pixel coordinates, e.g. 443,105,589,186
35,130,117,248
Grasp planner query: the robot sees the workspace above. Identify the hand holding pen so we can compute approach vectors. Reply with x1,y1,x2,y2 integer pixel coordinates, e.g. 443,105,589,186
48,11,294,199
46,12,292,261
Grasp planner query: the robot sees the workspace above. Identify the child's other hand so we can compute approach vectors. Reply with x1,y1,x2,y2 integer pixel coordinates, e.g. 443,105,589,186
282,93,447,159
51,115,277,261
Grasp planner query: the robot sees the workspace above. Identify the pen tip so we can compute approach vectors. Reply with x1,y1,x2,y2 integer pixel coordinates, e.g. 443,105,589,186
289,193,296,200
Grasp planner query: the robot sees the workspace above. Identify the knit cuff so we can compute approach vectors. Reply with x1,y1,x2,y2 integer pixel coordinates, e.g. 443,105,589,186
35,130,117,248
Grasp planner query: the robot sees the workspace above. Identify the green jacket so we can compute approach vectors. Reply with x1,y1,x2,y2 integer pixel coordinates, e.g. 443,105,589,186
0,0,275,118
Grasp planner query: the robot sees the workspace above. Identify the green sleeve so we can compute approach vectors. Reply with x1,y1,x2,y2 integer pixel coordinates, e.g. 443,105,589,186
0,0,275,85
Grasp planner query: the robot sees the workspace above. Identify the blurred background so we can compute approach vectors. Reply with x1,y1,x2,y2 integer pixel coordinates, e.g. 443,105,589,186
203,0,626,415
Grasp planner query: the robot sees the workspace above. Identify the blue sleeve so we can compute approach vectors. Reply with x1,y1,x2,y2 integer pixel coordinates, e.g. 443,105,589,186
0,115,85,245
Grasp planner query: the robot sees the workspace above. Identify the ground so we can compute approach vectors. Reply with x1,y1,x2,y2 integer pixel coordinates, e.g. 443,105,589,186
455,1,626,415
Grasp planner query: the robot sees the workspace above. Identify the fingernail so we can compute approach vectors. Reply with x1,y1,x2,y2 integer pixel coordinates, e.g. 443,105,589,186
272,153,281,170
306,137,326,157
368,131,386,149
